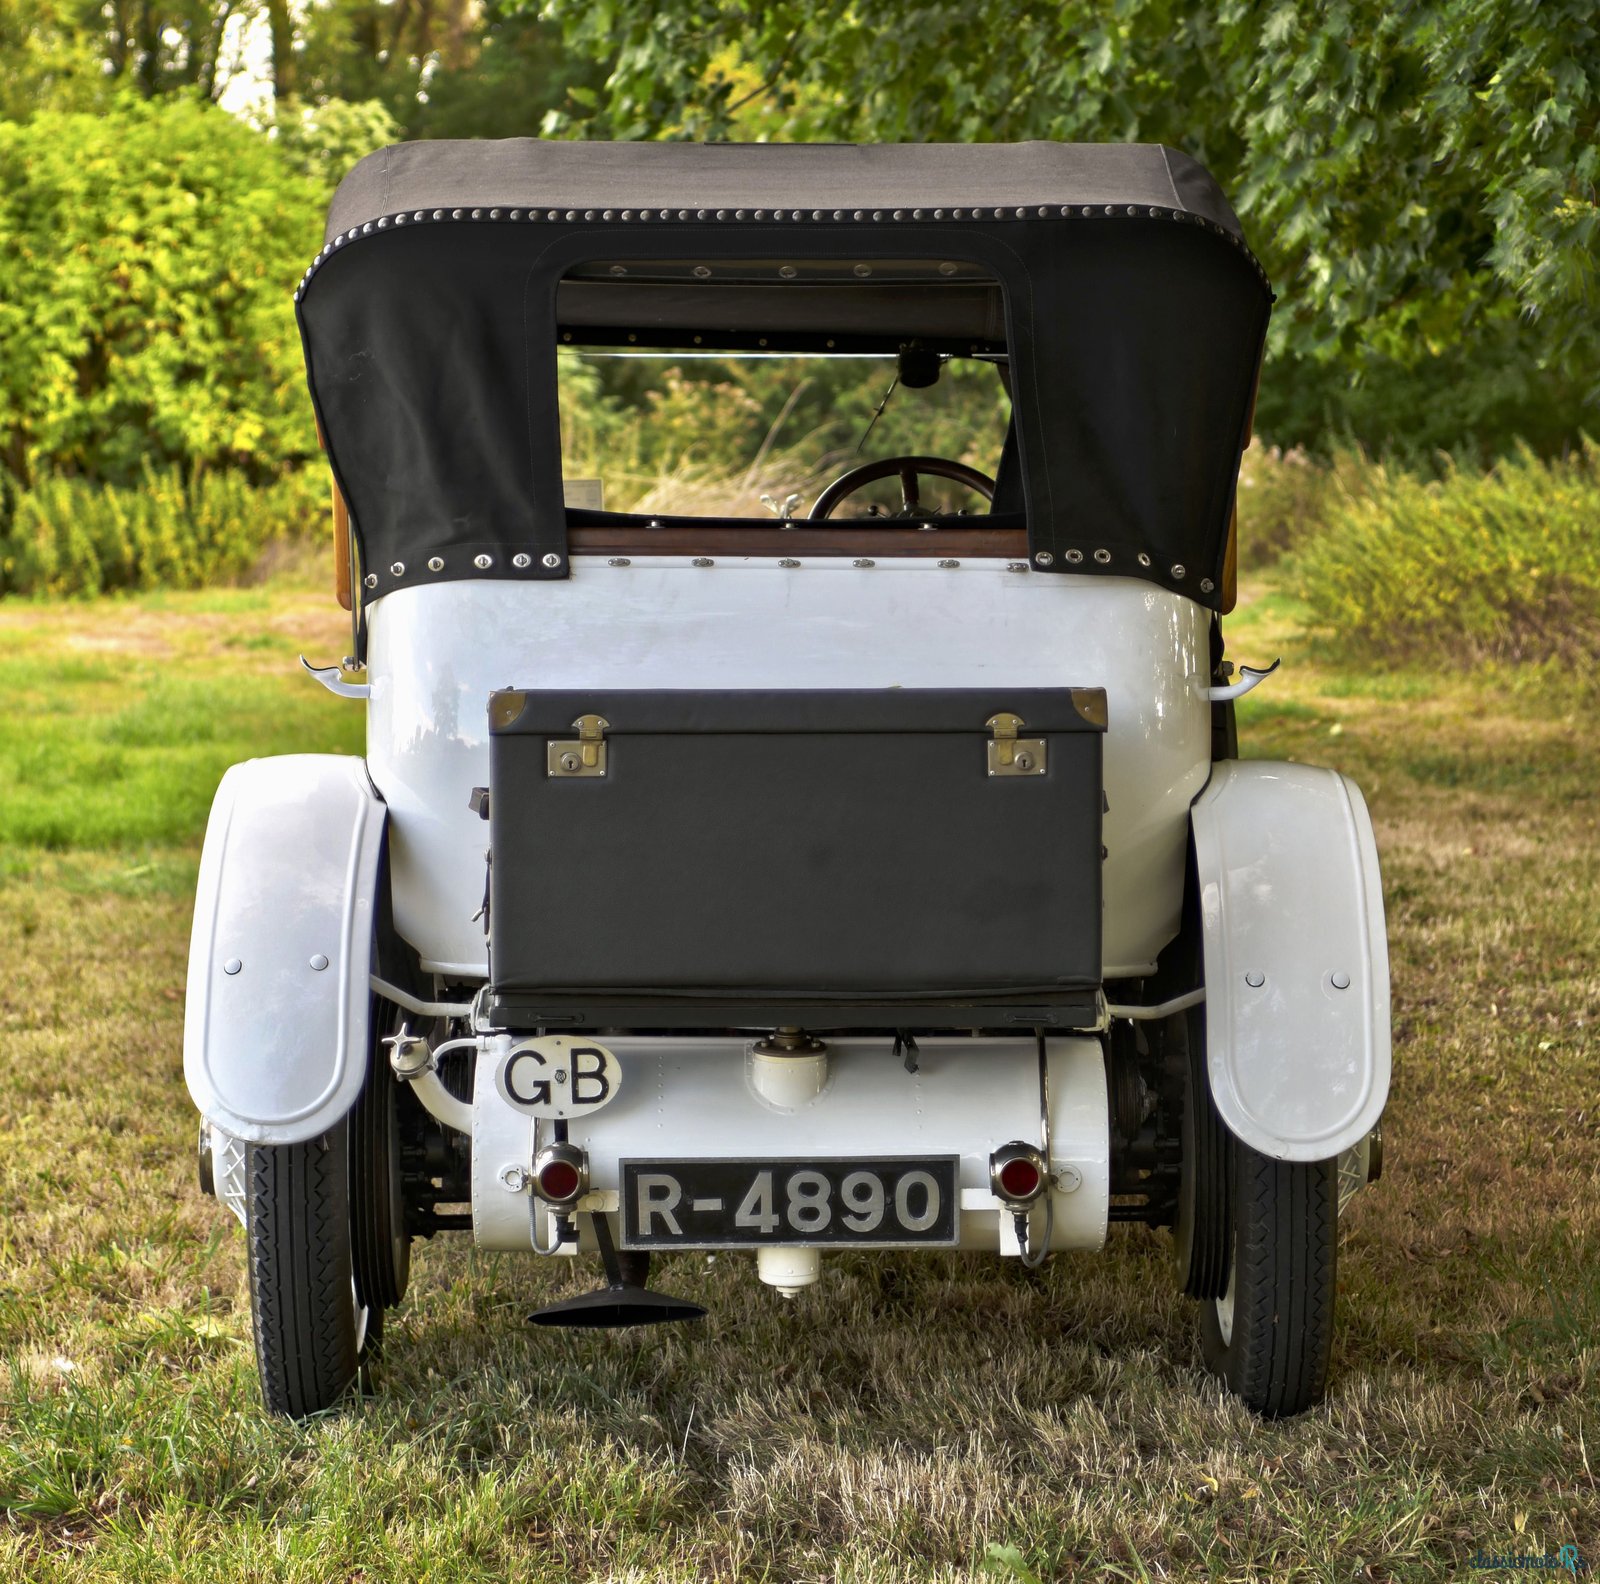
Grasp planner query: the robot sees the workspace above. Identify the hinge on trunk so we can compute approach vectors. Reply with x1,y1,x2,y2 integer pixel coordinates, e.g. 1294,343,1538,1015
986,712,1047,777
547,714,610,777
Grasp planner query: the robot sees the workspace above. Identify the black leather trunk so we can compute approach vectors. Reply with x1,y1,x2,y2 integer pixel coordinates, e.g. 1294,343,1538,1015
485,688,1105,1030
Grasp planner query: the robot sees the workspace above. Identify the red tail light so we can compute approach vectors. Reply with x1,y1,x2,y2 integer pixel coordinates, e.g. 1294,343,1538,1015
533,1143,587,1204
998,1156,1042,1200
990,1142,1048,1205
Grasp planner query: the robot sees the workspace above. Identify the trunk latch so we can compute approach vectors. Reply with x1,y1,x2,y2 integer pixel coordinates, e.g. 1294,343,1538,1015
547,714,610,777
986,712,1047,777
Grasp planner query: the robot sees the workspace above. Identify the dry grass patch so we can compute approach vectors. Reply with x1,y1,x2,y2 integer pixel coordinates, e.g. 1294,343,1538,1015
0,578,1595,1581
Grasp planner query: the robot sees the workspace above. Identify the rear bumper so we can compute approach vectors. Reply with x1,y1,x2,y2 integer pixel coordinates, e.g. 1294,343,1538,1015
470,1035,1110,1256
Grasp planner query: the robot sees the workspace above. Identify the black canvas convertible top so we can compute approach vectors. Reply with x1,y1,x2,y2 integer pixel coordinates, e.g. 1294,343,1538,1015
324,140,1248,241
297,140,1272,614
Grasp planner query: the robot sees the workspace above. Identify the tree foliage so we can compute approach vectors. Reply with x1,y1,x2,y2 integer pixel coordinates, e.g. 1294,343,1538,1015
0,97,324,485
0,0,603,494
0,0,605,144
0,0,116,120
297,0,607,142
534,0,1600,455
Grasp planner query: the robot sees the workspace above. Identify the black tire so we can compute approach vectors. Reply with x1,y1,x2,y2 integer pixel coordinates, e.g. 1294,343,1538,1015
246,1127,364,1418
1199,1142,1338,1418
351,1000,410,1313
1173,1003,1232,1299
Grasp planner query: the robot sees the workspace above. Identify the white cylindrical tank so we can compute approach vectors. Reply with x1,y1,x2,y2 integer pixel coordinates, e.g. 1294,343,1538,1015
471,1034,1109,1256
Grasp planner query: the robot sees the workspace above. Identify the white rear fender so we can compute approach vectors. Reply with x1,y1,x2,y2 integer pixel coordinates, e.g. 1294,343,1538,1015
184,756,386,1145
1191,761,1390,1161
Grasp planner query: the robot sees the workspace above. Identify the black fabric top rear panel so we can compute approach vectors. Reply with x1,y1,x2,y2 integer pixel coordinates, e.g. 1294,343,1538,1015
297,144,1272,614
326,140,1245,241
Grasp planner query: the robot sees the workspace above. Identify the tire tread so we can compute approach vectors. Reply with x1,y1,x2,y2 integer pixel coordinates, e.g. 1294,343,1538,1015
246,1131,360,1419
1201,1145,1337,1418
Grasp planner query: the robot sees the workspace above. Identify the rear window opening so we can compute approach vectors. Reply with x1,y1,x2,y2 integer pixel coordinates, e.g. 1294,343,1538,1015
553,257,1025,555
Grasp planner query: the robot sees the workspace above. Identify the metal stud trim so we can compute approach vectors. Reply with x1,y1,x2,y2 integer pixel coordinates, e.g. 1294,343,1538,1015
292,200,1271,300
351,541,1210,599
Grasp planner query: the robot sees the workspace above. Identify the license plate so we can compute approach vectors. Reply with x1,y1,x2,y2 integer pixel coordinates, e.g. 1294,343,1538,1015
619,1156,960,1249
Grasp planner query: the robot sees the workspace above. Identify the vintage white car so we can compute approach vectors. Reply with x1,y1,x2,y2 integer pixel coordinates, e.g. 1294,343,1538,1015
185,139,1388,1419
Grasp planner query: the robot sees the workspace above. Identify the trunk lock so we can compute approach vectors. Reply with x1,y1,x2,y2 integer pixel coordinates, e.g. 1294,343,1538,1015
986,712,1047,777
548,714,610,777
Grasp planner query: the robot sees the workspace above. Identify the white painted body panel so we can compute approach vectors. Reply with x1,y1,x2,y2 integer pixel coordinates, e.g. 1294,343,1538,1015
1191,761,1391,1161
364,560,1213,978
470,1034,1109,1253
184,756,385,1145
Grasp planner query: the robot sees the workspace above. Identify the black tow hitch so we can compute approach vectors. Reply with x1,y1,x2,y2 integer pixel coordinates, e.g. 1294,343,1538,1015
528,1211,707,1330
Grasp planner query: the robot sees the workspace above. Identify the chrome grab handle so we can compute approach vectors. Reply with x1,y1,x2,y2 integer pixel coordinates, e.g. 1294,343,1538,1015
1206,658,1280,703
300,655,370,700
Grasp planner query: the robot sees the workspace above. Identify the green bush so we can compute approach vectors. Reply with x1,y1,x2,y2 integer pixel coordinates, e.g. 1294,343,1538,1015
0,96,324,487
0,467,324,596
1288,441,1600,664
1235,445,1361,566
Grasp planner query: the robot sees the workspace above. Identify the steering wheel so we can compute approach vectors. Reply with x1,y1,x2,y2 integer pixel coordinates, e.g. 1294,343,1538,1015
809,455,996,520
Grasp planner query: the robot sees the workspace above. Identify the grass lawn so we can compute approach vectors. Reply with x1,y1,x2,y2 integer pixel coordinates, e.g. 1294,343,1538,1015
0,573,1595,1582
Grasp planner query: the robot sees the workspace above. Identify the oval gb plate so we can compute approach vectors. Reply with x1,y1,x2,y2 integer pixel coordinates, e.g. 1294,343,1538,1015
495,1035,622,1120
